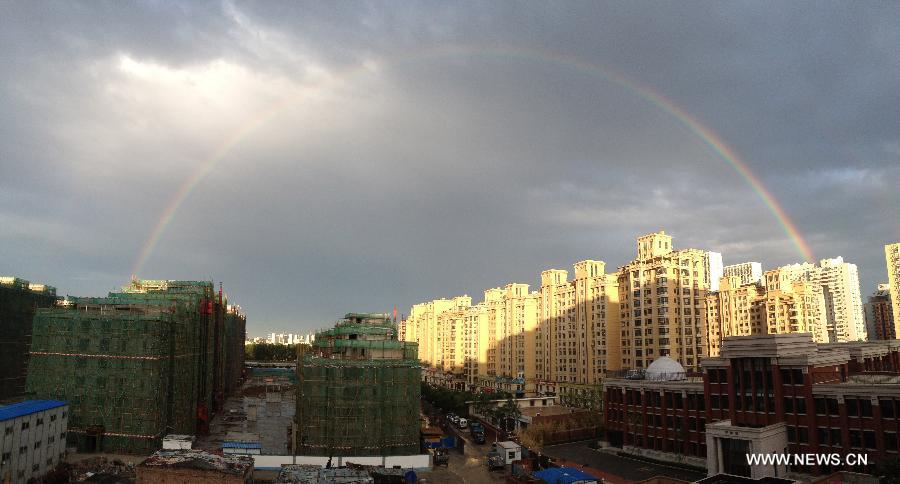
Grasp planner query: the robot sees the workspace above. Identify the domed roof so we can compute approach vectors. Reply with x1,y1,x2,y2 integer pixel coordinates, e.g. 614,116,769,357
645,356,686,381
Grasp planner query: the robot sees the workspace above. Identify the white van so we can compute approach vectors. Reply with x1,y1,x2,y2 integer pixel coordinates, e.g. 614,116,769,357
457,418,468,429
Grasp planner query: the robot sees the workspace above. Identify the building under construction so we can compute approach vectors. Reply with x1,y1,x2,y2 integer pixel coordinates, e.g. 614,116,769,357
0,277,57,403
295,313,420,457
25,279,246,454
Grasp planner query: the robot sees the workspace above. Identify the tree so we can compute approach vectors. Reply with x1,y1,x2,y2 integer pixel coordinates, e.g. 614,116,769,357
473,391,492,418
497,397,522,433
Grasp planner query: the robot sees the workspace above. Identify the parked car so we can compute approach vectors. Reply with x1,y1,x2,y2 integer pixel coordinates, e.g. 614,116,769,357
457,418,468,429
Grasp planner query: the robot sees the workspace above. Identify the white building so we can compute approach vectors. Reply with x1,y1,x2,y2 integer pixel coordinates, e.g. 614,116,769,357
266,332,315,345
706,251,724,291
0,400,68,484
722,262,762,285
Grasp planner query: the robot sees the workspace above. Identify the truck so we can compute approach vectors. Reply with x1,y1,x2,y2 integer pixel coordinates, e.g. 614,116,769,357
469,421,485,444
430,447,449,466
487,450,505,471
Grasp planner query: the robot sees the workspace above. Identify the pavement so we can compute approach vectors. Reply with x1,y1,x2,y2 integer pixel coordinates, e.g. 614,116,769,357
541,441,707,483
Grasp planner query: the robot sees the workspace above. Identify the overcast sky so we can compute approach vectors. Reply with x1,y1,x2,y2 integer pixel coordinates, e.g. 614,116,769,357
2,1,898,337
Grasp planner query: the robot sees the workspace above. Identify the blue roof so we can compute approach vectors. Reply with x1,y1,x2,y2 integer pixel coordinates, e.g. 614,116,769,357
0,400,67,422
533,467,598,484
222,441,261,449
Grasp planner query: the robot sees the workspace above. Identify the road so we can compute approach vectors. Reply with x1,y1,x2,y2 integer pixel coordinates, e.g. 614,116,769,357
420,422,506,484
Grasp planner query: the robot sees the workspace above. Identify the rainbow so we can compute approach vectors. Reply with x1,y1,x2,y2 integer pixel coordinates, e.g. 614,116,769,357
131,46,814,275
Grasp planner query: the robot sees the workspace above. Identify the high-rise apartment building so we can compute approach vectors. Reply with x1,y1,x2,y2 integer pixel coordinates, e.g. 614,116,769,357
766,258,866,342
866,283,895,340
722,262,762,285
888,243,900,332
705,269,829,356
704,276,766,357
437,296,471,374
617,231,721,371
536,261,620,395
762,276,829,344
404,298,455,367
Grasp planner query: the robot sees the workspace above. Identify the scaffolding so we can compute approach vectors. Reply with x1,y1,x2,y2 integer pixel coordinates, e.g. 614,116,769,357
0,280,57,402
295,314,421,457
25,280,245,454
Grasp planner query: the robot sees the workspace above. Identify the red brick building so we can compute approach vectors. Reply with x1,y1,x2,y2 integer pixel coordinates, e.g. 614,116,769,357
604,334,900,479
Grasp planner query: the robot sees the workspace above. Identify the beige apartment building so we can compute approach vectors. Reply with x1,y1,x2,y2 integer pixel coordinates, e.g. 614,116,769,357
617,231,722,372
535,261,620,402
704,269,830,356
764,258,866,342
704,275,766,357
888,243,900,333
403,261,621,404
762,276,829,343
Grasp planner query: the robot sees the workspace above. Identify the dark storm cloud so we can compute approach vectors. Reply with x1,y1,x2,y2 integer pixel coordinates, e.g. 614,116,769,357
1,1,898,335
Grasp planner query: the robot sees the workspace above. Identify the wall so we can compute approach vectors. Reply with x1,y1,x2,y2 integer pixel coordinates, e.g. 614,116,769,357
250,454,431,470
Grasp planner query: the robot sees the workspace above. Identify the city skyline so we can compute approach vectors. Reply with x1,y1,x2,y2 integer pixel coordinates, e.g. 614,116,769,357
1,2,899,336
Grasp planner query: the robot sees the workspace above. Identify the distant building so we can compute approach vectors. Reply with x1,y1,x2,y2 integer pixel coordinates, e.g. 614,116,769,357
135,449,253,484
295,313,420,456
0,277,58,402
887,243,900,335
865,284,894,340
266,332,315,345
0,400,68,484
763,258,867,342
722,262,763,285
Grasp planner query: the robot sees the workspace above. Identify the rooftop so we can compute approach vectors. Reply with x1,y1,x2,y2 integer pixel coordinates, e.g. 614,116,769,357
0,400,67,422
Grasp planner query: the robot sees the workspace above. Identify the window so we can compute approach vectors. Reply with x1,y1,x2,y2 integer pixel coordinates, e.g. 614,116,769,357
861,399,873,418
881,399,896,418
864,431,876,449
848,398,859,417
815,398,827,415
1,452,9,465
36,418,43,426
3,426,11,435
21,422,29,430
887,432,898,452
34,440,41,449
830,428,842,446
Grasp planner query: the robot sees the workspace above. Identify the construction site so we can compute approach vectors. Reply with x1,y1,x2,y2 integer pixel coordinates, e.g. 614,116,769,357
0,276,58,403
24,279,246,454
295,313,421,457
